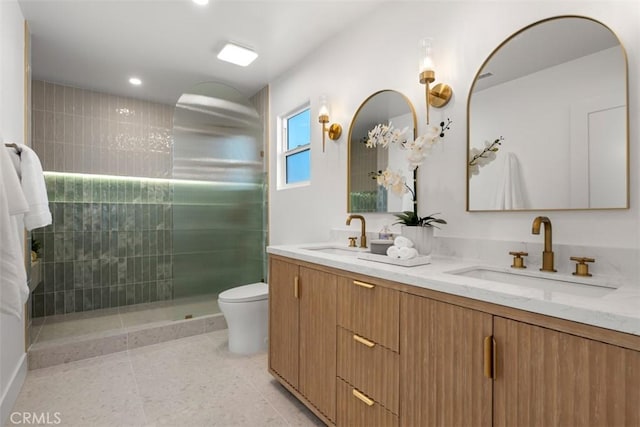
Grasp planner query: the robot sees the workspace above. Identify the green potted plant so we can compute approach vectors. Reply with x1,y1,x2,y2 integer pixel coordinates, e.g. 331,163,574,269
31,238,41,263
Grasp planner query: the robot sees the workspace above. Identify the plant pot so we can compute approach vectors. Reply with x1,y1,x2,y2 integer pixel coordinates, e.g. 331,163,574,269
400,225,434,255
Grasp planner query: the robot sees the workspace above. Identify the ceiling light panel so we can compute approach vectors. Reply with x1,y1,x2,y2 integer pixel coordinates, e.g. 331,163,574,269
217,43,258,67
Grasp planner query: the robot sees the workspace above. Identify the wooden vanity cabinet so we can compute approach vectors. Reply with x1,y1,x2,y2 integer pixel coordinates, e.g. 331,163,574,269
493,317,640,427
268,258,299,389
337,276,399,351
400,293,493,427
269,255,640,427
400,291,640,427
268,257,337,424
337,378,399,427
336,276,400,426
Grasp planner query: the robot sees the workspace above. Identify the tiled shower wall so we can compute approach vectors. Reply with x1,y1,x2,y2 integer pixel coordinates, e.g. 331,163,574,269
31,80,173,178
31,81,175,317
31,175,174,316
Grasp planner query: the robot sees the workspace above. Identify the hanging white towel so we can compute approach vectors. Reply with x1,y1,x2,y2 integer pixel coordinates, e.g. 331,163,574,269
0,146,30,319
15,143,52,230
494,152,525,210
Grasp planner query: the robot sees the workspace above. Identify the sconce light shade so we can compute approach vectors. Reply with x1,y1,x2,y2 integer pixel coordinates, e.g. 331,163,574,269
318,95,330,124
418,38,453,124
318,95,342,152
419,38,436,84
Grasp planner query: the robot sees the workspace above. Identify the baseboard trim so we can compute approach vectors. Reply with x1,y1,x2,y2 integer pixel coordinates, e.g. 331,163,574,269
0,352,27,426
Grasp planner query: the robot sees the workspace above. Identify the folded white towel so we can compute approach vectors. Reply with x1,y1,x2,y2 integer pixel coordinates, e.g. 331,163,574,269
0,146,30,319
16,143,52,230
394,236,414,248
386,246,400,258
386,245,418,260
398,246,418,260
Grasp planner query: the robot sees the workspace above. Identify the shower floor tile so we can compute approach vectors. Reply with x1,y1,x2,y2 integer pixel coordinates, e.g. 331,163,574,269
31,294,220,345
8,330,324,427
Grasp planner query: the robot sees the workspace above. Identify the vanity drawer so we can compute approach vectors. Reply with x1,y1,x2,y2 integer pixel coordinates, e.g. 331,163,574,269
337,276,399,351
337,378,398,427
337,327,399,414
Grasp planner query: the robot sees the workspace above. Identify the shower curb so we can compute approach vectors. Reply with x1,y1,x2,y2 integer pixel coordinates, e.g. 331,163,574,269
27,313,227,370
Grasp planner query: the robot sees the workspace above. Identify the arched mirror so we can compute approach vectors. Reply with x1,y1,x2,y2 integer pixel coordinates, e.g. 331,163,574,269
467,16,628,211
348,90,417,213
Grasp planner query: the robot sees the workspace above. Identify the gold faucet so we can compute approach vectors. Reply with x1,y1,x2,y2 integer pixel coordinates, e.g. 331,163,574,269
531,216,556,272
346,214,367,248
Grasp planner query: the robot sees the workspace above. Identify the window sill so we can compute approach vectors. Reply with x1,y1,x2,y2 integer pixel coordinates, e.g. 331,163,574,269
278,181,310,191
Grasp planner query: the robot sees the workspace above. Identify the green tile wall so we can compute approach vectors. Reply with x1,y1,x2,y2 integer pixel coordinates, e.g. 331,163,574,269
31,174,174,317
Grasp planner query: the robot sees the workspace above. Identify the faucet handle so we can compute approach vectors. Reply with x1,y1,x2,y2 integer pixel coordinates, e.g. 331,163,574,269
348,237,357,248
570,256,595,277
509,251,528,269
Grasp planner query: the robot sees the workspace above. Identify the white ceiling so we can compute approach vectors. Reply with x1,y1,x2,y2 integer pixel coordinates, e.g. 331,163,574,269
19,0,385,105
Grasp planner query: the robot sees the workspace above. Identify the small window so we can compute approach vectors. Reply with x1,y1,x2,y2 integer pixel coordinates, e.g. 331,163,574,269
281,107,311,185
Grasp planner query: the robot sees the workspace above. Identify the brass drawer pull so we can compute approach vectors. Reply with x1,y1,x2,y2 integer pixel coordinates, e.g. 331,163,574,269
353,334,375,348
352,388,374,406
353,280,375,289
484,336,496,379
294,276,299,299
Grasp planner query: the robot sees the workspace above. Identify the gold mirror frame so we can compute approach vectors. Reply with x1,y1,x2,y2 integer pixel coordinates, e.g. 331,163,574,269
347,90,417,213
466,15,629,212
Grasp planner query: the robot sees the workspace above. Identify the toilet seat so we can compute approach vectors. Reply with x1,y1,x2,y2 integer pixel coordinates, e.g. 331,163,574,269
218,282,268,303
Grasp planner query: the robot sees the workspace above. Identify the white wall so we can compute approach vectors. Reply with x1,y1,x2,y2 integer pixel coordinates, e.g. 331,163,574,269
0,0,27,423
269,0,639,252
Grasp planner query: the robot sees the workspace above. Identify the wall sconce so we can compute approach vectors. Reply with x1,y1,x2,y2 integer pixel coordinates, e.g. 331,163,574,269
318,95,342,152
418,38,453,124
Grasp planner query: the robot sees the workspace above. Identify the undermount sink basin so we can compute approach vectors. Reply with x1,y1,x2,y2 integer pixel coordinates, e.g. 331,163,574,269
302,245,366,256
447,266,617,297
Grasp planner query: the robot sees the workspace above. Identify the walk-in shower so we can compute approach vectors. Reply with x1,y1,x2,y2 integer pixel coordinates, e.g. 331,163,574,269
28,80,267,354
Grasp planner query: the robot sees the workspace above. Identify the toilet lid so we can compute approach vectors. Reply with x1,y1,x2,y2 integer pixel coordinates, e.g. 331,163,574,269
218,282,268,303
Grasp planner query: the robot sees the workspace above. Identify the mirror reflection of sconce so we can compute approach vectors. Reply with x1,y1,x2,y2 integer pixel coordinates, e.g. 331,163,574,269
418,38,453,124
318,95,342,152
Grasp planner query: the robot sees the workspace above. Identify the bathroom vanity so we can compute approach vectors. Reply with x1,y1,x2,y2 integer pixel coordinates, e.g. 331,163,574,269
266,245,640,427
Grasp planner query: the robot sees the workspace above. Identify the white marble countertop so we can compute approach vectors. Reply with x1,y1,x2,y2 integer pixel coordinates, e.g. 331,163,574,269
267,243,640,337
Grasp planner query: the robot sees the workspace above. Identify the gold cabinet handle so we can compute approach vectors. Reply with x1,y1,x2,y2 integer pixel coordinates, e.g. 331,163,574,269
484,336,496,379
353,334,375,348
352,388,374,406
353,280,375,289
493,337,497,379
294,276,299,299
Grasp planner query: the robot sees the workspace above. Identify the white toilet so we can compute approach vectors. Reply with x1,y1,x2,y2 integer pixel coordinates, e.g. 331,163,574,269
217,282,269,354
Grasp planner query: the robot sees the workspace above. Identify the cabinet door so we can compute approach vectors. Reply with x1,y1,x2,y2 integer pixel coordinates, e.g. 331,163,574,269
400,293,493,427
299,266,337,423
494,317,640,426
268,258,299,389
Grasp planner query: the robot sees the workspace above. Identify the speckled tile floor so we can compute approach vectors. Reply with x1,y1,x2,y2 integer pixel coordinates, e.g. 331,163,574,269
8,330,324,427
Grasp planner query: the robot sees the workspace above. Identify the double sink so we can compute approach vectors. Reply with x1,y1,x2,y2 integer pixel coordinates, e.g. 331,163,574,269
302,244,617,297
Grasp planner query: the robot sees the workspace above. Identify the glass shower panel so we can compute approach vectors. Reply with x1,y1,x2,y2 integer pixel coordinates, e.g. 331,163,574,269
172,83,265,299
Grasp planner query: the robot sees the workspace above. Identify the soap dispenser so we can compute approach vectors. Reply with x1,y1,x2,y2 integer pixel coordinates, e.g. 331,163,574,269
379,225,393,240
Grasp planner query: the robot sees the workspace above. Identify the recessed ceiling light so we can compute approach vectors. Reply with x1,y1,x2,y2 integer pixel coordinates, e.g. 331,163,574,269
217,43,258,67
129,77,142,86
192,0,209,5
